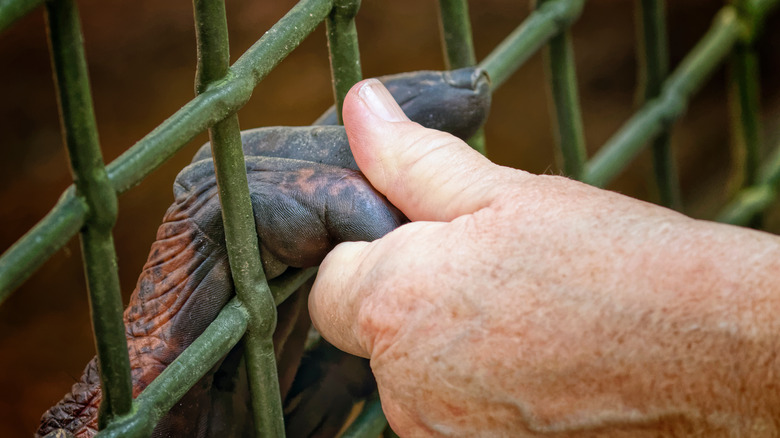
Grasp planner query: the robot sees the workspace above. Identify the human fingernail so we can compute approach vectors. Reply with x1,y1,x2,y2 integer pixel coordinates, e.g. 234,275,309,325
358,79,409,122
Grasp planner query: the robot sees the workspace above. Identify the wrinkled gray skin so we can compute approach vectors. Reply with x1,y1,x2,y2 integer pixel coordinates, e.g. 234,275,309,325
313,67,490,140
37,68,490,438
191,67,491,169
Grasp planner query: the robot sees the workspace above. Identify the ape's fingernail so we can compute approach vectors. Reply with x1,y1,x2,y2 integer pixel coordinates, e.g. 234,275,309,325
358,79,409,122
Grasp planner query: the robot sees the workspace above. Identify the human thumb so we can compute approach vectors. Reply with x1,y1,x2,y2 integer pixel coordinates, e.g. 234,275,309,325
310,80,530,356
342,79,522,221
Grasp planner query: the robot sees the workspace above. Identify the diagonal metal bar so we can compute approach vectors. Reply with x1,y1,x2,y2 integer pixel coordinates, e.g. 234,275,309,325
269,267,318,305
96,297,250,438
0,190,85,304
0,0,46,33
716,184,776,225
584,7,747,187
340,395,388,438
94,267,316,437
717,138,780,225
478,0,583,91
0,0,333,303
44,0,132,427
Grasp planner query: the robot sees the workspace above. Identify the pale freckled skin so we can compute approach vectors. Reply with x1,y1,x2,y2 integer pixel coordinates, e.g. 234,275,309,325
310,81,780,438
324,177,780,436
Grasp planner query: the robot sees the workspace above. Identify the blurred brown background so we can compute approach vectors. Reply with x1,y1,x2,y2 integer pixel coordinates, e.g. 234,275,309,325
1,1,779,435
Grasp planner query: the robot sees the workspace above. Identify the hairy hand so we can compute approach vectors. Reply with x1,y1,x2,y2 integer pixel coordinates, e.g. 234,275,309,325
309,79,780,437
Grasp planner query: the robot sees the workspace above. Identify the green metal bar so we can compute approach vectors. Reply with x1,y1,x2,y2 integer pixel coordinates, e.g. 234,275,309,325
584,7,747,188
716,185,776,225
727,0,764,227
44,0,132,427
193,0,284,435
340,396,388,438
759,140,780,187
0,0,45,33
478,0,584,91
95,264,313,437
326,0,362,124
637,0,681,209
229,0,333,85
738,0,776,37
727,0,765,192
113,0,332,194
0,190,85,305
193,0,230,95
437,0,486,154
728,43,762,188
541,0,586,180
717,139,780,225
212,109,286,438
96,298,250,438
0,0,332,303
270,267,318,305
437,0,477,69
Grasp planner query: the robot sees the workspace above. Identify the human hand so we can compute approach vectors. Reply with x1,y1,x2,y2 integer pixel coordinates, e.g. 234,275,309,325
309,79,780,436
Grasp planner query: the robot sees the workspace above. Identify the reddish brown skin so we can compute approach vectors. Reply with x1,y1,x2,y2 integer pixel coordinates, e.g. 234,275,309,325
36,158,405,438
37,68,490,438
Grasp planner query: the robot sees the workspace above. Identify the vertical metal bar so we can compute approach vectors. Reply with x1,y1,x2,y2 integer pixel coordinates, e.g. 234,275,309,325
192,0,284,435
637,0,681,209
726,0,766,227
437,0,477,68
540,0,586,179
584,7,744,188
326,0,362,124
729,44,762,188
478,0,584,91
210,115,285,437
437,0,487,154
193,0,230,95
44,0,132,428
0,0,46,33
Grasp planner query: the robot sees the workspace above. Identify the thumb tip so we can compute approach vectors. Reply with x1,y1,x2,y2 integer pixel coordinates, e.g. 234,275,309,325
342,78,498,222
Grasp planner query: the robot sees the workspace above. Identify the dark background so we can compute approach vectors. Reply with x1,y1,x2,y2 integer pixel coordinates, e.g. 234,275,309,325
1,1,779,435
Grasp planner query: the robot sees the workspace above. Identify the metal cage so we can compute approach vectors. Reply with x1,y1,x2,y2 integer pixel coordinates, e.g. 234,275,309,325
1,0,778,436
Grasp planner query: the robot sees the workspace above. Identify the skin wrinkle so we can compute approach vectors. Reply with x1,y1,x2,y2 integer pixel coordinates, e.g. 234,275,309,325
320,84,780,434
142,232,194,271
41,151,412,436
130,252,209,335
155,256,213,333
36,70,510,437
387,130,477,220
